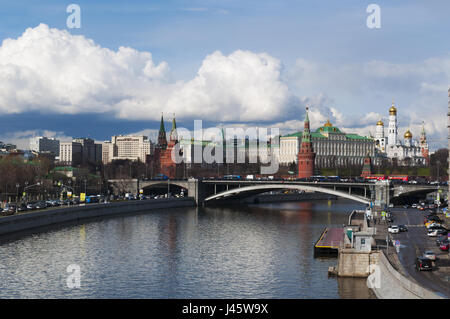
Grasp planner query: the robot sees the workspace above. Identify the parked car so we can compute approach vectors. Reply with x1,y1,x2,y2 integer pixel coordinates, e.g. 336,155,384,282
2,204,15,214
416,257,433,271
439,241,449,251
26,202,37,210
436,236,448,246
423,251,436,261
398,225,408,232
412,203,418,208
435,229,448,236
17,203,28,212
35,201,47,209
428,229,439,237
388,225,399,234
426,222,443,229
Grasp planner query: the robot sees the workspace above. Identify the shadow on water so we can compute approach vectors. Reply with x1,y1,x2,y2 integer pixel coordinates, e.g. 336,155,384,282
337,278,377,299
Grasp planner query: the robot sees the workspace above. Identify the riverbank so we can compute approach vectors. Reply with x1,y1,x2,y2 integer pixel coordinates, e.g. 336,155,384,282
0,197,196,237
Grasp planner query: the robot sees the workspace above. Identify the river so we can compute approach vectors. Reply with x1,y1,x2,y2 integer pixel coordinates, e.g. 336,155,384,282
0,199,376,298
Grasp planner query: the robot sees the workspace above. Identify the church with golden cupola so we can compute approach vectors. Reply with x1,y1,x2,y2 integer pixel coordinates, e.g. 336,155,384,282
373,101,429,166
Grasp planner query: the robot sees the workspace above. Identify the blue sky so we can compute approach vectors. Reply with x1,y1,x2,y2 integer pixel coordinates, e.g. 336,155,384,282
0,0,449,149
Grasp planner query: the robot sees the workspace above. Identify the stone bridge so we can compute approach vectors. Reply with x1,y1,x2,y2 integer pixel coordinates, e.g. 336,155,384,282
107,178,443,207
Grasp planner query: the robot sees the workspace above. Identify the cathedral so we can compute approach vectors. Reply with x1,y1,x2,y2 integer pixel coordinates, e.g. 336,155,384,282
373,102,429,166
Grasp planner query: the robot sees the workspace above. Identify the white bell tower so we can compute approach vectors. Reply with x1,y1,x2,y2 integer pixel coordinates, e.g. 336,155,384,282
387,101,398,146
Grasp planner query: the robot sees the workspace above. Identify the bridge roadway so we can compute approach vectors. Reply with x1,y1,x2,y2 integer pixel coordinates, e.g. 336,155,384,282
109,178,445,206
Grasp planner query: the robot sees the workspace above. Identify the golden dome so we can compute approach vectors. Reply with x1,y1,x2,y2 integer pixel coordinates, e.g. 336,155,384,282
389,101,397,115
376,120,384,126
404,129,412,139
324,119,332,127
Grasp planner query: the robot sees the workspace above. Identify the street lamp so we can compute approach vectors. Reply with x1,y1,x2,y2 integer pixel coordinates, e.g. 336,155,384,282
24,181,28,203
167,178,170,198
436,160,440,183
15,183,19,213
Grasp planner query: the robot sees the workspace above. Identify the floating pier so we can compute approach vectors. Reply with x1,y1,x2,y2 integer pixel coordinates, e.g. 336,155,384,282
314,227,344,257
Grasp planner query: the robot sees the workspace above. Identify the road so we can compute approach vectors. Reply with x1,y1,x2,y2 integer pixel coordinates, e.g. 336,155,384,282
383,207,450,298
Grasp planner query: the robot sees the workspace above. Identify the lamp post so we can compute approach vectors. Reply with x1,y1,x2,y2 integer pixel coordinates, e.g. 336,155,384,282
24,181,28,203
436,160,440,184
15,183,19,213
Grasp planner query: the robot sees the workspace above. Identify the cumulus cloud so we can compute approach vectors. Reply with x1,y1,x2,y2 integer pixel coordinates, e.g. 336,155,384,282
0,24,170,116
0,24,298,123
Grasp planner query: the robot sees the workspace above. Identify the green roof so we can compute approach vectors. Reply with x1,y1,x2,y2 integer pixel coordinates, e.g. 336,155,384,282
315,126,342,133
283,131,372,141
53,166,76,171
345,134,373,140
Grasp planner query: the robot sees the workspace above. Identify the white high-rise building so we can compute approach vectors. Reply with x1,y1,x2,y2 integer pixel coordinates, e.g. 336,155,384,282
30,136,60,155
59,142,83,165
103,135,153,163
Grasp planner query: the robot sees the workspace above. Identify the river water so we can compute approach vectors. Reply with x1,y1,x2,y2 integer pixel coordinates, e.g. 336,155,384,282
0,199,376,298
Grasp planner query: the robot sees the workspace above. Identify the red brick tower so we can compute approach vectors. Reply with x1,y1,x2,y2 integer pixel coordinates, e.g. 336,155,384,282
298,107,316,178
159,116,179,178
360,153,373,178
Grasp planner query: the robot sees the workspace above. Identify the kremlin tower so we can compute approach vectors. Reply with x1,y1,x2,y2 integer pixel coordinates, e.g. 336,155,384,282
157,114,168,149
150,114,181,179
297,107,316,178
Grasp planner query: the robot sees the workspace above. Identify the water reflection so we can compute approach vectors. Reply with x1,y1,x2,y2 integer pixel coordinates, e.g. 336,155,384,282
0,199,372,298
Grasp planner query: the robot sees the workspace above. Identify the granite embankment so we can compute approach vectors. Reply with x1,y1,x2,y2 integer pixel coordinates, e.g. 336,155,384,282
372,252,444,299
0,197,195,236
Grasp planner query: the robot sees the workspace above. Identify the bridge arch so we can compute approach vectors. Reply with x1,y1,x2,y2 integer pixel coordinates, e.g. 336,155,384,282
140,181,188,189
204,184,370,204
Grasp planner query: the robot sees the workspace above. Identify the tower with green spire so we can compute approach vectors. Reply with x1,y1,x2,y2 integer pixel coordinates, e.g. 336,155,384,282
157,113,167,149
169,114,178,142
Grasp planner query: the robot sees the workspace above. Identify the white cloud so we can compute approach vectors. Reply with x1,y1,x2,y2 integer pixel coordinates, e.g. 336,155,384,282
0,24,298,123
